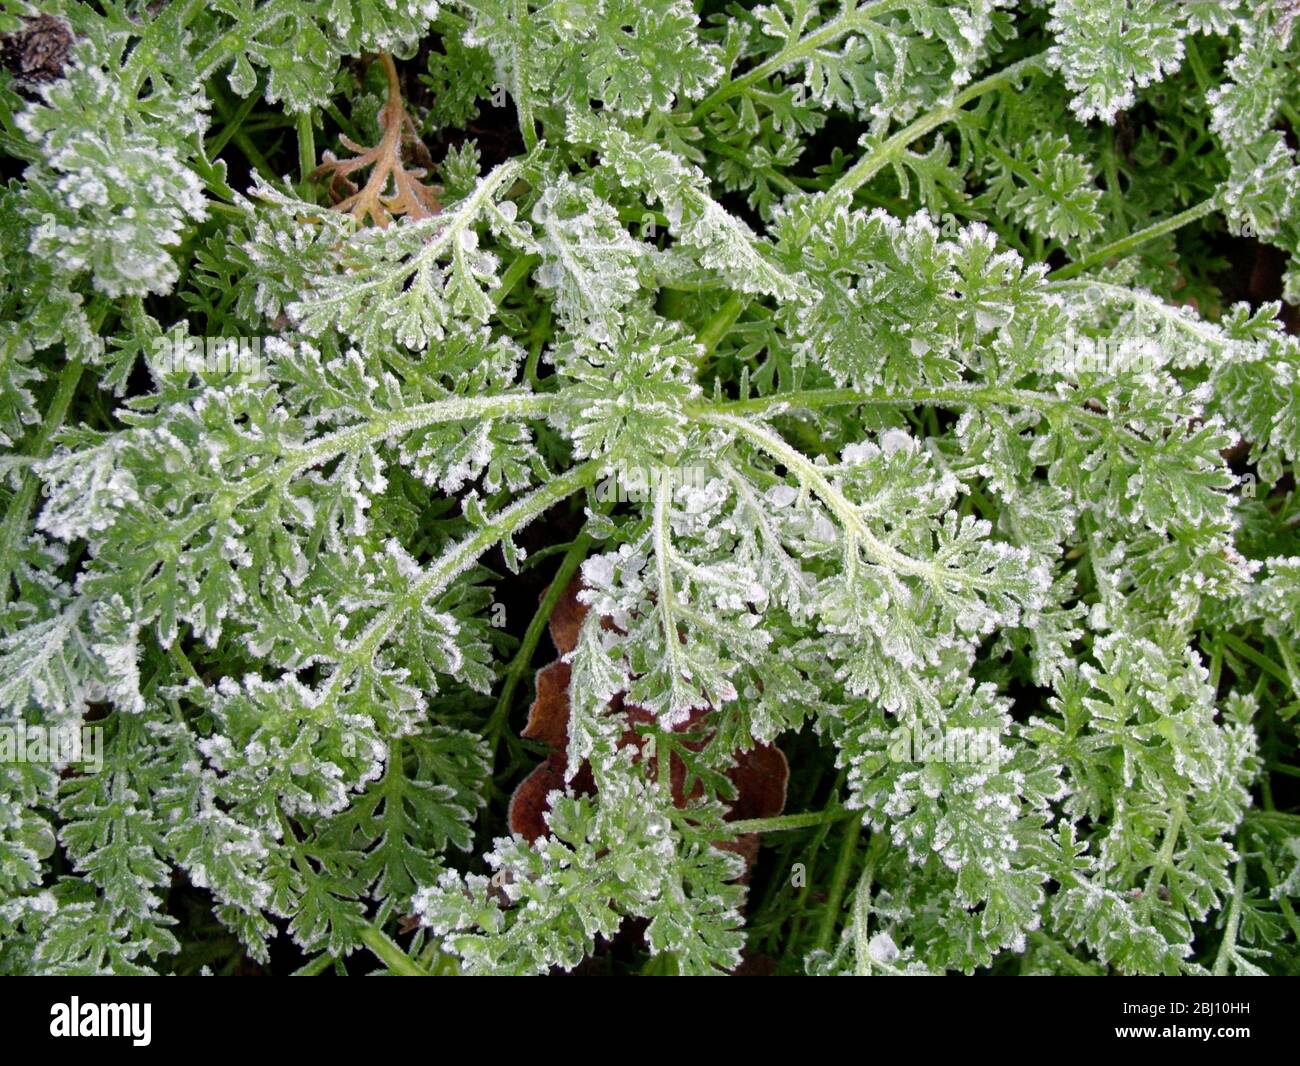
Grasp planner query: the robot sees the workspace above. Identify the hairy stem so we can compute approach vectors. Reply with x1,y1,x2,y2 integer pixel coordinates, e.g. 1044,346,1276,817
296,111,317,195
325,456,607,702
701,410,998,589
696,383,1160,446
510,0,539,150
691,0,903,122
1212,847,1247,976
852,833,886,975
693,291,748,364
172,391,553,553
651,468,692,715
831,53,1046,198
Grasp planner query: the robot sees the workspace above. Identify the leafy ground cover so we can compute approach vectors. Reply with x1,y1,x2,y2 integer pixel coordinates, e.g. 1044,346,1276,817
2,0,1300,976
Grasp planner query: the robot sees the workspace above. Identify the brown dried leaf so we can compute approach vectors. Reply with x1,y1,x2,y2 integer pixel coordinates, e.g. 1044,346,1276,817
521,660,571,750
1,15,71,85
507,753,567,843
726,744,790,822
508,582,789,861
546,575,589,656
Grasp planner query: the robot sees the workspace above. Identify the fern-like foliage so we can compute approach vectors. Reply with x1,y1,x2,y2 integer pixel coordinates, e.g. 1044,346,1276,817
1,0,1299,979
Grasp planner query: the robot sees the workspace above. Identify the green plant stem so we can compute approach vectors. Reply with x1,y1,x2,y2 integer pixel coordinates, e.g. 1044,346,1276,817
163,375,1161,575
359,924,432,976
851,832,886,975
510,0,539,150
1029,932,1100,976
787,770,847,946
702,410,1000,589
177,391,553,549
1220,633,1293,691
1257,847,1300,945
831,53,1045,198
1246,810,1300,827
1050,196,1220,281
296,111,317,193
495,253,539,307
694,292,747,363
485,523,598,750
1274,637,1300,701
207,90,261,158
210,87,281,186
1050,278,1233,352
0,354,87,604
727,808,856,834
1212,848,1246,976
651,470,689,707
325,102,363,145
757,763,825,893
524,311,549,389
323,456,608,703
293,953,337,976
691,0,903,122
814,818,862,953
695,382,1158,448
1143,803,1184,899
168,641,202,682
